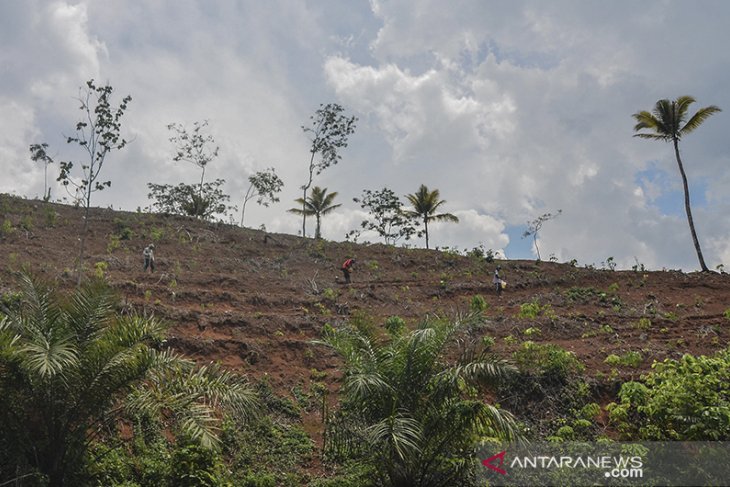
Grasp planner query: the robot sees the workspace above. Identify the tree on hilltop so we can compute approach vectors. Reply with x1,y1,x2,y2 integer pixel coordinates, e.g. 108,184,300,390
30,79,132,285
288,186,341,239
522,209,561,261
240,167,284,227
300,103,356,237
148,120,235,221
633,96,721,272
403,184,459,249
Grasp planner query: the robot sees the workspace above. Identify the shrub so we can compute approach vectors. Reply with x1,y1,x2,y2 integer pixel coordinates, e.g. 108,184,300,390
607,349,730,440
322,287,337,301
150,226,165,242
1,219,15,237
44,207,58,227
113,217,134,240
94,261,109,279
555,425,575,440
564,287,598,304
513,341,585,378
518,301,542,319
518,300,555,320
635,317,652,330
470,294,488,313
349,309,377,339
604,351,643,368
579,402,601,420
384,315,406,336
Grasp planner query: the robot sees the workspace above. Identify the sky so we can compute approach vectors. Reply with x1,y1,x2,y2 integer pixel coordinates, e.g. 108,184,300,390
2,0,730,271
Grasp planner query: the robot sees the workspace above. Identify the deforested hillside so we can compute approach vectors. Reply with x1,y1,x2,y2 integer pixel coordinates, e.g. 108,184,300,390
1,194,729,485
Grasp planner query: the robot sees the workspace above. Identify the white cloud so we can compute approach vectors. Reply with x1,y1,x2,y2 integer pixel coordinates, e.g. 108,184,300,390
1,0,729,270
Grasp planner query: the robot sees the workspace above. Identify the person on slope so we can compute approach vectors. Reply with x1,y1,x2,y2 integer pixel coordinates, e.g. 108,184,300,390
143,244,156,273
341,257,356,284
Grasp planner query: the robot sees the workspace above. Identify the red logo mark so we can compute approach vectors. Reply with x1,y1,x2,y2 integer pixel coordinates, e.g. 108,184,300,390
482,450,507,475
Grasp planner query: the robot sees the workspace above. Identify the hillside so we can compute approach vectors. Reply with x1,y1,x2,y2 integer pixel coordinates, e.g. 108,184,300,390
1,195,729,480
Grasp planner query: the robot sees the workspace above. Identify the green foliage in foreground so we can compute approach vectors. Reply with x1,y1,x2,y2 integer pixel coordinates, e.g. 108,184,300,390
314,313,521,487
607,348,730,440
0,275,257,486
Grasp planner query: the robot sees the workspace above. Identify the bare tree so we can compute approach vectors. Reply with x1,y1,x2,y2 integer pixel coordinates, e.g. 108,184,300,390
522,210,562,261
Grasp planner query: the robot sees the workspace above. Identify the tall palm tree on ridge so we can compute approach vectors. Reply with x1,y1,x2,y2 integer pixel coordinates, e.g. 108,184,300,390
633,96,721,272
289,186,341,239
404,184,459,249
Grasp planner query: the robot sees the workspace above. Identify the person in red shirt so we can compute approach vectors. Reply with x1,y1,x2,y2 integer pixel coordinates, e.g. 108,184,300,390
341,258,356,284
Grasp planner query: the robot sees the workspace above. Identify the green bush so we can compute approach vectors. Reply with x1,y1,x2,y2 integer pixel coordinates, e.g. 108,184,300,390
564,287,598,303
470,294,488,313
579,402,601,420
349,309,377,339
512,341,585,378
1,219,15,237
518,301,542,319
113,217,134,240
635,317,652,330
322,287,337,301
607,349,730,440
604,351,642,368
384,315,406,336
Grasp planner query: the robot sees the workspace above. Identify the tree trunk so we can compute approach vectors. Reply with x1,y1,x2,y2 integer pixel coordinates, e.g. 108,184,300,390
76,192,92,286
302,151,317,238
424,217,429,249
673,138,709,272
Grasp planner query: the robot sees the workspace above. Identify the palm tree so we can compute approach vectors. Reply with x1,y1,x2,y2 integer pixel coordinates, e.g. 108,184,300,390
633,96,721,272
404,184,459,249
314,313,520,486
0,275,257,486
288,186,341,239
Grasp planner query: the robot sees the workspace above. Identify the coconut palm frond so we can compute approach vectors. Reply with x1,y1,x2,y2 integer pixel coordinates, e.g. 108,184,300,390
682,105,722,135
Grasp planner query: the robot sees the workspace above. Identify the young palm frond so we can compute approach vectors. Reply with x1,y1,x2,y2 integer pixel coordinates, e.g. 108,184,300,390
366,413,423,461
0,274,258,485
127,350,259,449
314,313,520,485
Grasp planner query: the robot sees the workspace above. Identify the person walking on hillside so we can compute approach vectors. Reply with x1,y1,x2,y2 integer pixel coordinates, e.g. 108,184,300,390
493,265,505,296
341,257,356,284
143,243,155,273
